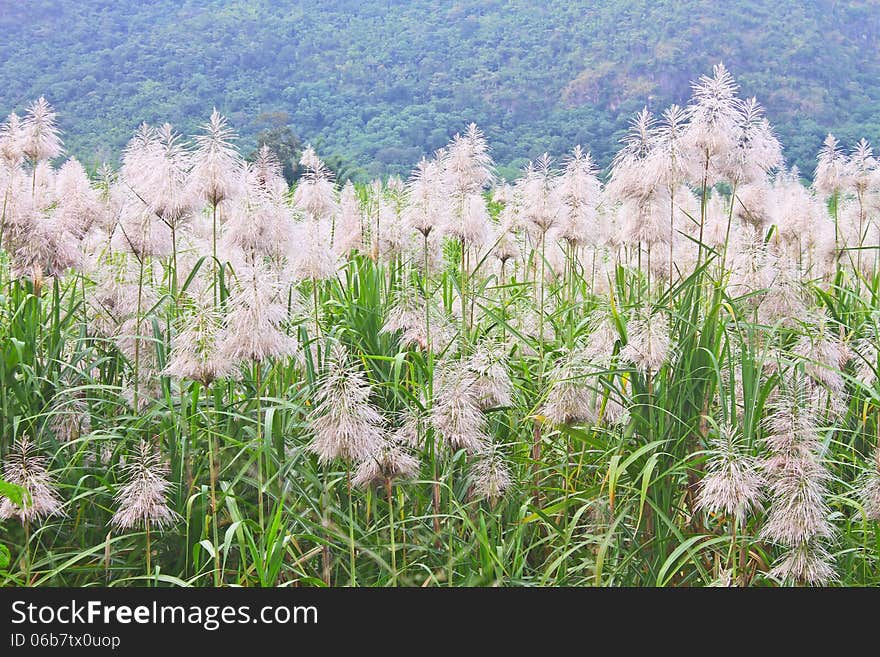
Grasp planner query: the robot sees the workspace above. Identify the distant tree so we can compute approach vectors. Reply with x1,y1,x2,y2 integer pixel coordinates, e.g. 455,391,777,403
248,113,360,184
249,111,302,185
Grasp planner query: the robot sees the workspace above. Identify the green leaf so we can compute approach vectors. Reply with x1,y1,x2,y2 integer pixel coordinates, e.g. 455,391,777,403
636,453,658,532
0,479,27,507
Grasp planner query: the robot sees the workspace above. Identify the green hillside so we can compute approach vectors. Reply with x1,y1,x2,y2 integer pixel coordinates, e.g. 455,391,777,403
1,0,879,179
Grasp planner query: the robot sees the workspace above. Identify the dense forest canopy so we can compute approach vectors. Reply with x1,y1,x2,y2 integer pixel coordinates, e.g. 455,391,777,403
1,0,879,180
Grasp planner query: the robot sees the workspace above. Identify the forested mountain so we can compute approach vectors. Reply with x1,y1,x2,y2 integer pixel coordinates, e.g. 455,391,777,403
1,0,879,180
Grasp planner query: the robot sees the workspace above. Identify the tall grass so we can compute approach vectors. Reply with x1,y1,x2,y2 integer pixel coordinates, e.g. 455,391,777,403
1,67,879,587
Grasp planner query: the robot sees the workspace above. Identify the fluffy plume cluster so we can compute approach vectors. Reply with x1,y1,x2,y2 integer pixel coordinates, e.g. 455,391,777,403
307,343,386,464
0,436,65,523
431,360,492,454
110,440,177,530
760,383,835,584
861,446,880,521
352,438,420,489
381,281,456,352
620,306,671,374
306,343,421,489
543,348,600,426
469,444,512,504
430,349,513,502
219,261,297,364
697,424,763,523
542,313,625,428
165,299,231,385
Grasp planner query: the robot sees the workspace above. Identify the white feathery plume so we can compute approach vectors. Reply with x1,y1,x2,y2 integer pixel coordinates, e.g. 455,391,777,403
381,284,430,349
681,63,743,186
802,216,837,278
251,144,288,195
445,191,491,247
512,294,557,350
860,446,880,521
792,312,850,398
114,265,163,410
113,194,172,259
219,261,297,363
732,180,774,231
608,107,657,201
491,208,521,266
0,169,37,252
442,125,493,248
110,440,177,530
386,174,405,195
582,311,619,366
727,229,772,300
334,180,364,255
772,169,828,256
84,250,145,339
126,123,195,228
467,340,513,409
470,444,512,503
291,213,337,281
721,97,783,185
620,191,671,247
814,134,849,197
223,165,293,258
5,157,84,282
0,112,25,168
492,183,513,205
404,156,448,237
0,436,65,523
352,437,420,489
670,185,702,251
116,125,173,258
121,122,158,185
769,541,836,585
49,391,91,444
608,109,676,251
293,145,338,222
852,325,879,388
189,109,243,206
846,139,876,195
376,190,417,261
165,298,234,386
620,306,671,373
21,97,63,163
650,104,693,189
364,178,383,259
540,234,568,282
520,154,561,236
835,198,871,271
542,348,598,426
29,160,56,208
54,157,101,237
442,123,493,196
697,423,764,523
431,360,491,453
761,381,835,584
10,209,82,281
152,123,195,227
306,342,385,464
701,192,731,249
382,283,455,352
556,145,601,247
391,406,425,449
756,258,808,328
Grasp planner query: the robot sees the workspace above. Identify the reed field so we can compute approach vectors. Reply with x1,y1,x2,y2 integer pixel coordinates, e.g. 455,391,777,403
1,65,880,587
